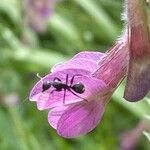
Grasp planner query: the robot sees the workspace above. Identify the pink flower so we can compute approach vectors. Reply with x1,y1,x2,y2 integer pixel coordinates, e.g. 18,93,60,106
124,0,150,101
29,32,129,138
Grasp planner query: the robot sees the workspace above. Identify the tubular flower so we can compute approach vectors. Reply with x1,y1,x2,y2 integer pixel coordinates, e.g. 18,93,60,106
124,0,150,101
29,33,129,138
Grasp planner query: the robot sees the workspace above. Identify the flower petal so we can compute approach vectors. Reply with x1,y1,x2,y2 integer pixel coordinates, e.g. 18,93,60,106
71,51,105,62
48,105,68,129
51,51,106,72
51,58,98,73
57,100,108,138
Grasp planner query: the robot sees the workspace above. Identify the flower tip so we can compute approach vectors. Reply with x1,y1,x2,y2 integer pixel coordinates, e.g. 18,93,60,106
123,93,142,102
124,61,150,102
123,87,148,102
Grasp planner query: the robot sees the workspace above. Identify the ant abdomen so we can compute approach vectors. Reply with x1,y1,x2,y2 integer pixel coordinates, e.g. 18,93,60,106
71,83,85,94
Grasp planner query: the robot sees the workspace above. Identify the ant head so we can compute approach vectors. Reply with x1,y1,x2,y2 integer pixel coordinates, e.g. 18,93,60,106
42,81,51,92
72,82,85,94
36,73,52,92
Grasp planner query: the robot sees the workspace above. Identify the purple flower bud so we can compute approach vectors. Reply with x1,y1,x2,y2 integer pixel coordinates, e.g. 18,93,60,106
124,0,150,101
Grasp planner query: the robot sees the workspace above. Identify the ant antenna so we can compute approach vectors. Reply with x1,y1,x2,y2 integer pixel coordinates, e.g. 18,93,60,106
36,73,42,79
36,73,44,83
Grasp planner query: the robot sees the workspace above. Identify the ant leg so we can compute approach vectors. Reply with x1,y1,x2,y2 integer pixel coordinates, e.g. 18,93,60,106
36,73,44,83
68,89,88,103
66,74,69,85
50,89,55,94
63,89,66,104
63,74,69,104
50,89,57,98
70,74,82,86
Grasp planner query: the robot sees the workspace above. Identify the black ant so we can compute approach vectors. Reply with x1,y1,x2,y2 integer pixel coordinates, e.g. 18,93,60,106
38,74,87,104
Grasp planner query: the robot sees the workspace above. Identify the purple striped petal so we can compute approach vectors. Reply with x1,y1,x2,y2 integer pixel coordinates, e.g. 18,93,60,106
48,105,68,129
51,51,106,73
72,51,105,62
56,100,108,138
51,59,98,73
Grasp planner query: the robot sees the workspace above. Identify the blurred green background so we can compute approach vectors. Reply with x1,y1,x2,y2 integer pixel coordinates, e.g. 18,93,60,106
0,0,149,150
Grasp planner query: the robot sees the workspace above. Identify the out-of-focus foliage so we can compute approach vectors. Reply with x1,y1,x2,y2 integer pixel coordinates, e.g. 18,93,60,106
0,0,149,150
143,96,150,142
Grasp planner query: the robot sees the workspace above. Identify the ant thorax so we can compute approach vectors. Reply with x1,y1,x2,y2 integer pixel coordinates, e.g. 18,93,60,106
71,82,85,94
52,79,64,91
